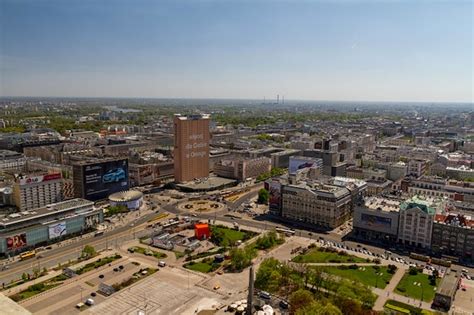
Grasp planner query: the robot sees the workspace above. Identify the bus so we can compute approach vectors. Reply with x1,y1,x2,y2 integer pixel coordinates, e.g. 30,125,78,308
20,250,36,260
276,227,296,235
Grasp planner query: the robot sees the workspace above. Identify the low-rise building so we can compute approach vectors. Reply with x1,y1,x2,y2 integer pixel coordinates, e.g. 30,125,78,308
397,196,439,249
353,197,401,244
0,198,102,256
431,213,474,263
281,182,353,228
13,172,63,211
214,157,271,180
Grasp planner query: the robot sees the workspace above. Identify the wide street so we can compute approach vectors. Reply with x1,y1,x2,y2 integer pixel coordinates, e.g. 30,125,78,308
2,186,473,292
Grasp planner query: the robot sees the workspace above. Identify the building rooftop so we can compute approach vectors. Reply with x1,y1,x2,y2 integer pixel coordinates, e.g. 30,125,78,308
0,198,94,227
435,272,459,298
174,113,210,120
364,197,401,212
400,195,439,215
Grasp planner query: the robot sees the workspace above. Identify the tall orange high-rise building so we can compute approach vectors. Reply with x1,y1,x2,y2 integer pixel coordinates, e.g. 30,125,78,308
173,114,210,183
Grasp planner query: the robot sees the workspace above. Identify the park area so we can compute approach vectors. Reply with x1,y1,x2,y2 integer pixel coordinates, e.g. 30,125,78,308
292,246,368,264
384,300,436,315
210,225,256,247
395,270,440,302
319,265,396,289
128,246,167,259
184,257,221,273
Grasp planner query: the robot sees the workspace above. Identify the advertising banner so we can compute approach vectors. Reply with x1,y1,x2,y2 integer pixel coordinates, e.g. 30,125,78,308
269,180,281,211
289,157,318,175
83,159,129,201
361,213,392,228
48,221,67,239
6,233,27,249
18,173,61,186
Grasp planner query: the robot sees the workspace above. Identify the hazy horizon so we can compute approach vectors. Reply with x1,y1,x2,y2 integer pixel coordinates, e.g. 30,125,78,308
1,0,472,102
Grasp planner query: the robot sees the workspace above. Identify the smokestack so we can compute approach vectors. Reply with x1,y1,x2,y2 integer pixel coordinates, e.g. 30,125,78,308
246,264,254,315
277,94,279,104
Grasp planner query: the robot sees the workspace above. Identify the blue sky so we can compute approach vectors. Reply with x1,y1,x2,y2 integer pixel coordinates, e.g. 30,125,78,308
0,0,472,102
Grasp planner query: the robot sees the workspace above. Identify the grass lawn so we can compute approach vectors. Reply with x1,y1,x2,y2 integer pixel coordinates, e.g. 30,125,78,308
75,254,122,275
395,272,440,302
130,246,167,259
292,247,367,264
384,299,437,315
184,257,221,273
212,226,248,244
322,265,394,289
185,262,213,273
11,283,61,302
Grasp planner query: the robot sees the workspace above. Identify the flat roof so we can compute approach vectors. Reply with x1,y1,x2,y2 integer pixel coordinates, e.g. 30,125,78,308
436,272,459,298
0,198,94,226
364,197,400,212
176,176,236,192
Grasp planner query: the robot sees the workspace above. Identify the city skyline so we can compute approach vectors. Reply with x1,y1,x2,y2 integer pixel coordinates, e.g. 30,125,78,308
1,0,473,102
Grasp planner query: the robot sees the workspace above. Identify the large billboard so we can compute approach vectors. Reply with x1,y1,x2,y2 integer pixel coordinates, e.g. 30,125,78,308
361,213,392,229
6,233,27,249
289,157,320,175
48,221,67,239
269,180,282,211
82,159,129,201
18,173,61,186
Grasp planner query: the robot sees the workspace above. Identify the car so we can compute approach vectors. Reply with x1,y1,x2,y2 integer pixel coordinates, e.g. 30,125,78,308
259,291,271,300
45,246,52,250
99,274,104,279
217,270,223,275
91,292,97,297
279,300,289,309
102,168,126,183
462,268,468,273
213,284,220,290
158,261,166,267
76,302,85,309
119,265,124,270
113,268,119,272
85,298,95,306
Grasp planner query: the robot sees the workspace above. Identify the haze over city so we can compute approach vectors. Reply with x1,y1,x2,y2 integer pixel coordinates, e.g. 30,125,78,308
1,0,472,102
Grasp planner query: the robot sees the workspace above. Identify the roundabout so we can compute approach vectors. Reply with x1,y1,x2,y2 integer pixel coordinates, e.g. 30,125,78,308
176,199,226,213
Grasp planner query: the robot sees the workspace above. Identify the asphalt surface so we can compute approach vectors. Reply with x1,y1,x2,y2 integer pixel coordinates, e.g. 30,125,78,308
2,187,473,287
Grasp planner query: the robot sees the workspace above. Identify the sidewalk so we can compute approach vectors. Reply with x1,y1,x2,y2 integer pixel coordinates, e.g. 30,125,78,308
372,267,433,312
4,249,117,296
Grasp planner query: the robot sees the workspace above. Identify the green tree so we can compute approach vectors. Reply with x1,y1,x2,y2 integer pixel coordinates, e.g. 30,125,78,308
229,245,256,271
296,301,342,315
289,289,314,314
82,245,96,258
21,273,28,281
257,188,269,204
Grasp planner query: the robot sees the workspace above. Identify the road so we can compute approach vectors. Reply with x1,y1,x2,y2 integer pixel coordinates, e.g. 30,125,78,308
0,211,157,285
2,186,472,288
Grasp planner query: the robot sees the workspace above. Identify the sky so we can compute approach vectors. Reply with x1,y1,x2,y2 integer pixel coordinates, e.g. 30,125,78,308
0,0,472,102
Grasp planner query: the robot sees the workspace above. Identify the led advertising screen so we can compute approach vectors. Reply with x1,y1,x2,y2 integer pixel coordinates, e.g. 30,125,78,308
361,213,392,228
6,233,27,249
83,159,129,201
48,221,67,239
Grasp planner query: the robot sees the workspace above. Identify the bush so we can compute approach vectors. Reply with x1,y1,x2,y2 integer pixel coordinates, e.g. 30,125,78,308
397,287,406,293
408,267,418,275
348,264,359,270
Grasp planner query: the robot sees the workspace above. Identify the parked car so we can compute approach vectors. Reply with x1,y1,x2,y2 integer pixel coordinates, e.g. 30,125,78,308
259,291,271,300
85,298,94,306
279,300,289,309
